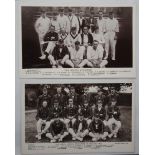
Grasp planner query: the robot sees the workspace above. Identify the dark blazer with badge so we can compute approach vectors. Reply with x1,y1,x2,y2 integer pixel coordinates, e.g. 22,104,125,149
89,119,103,133
95,107,106,121
52,45,69,60
81,33,93,45
107,105,120,120
36,106,50,120
73,119,88,132
49,120,67,136
37,94,52,109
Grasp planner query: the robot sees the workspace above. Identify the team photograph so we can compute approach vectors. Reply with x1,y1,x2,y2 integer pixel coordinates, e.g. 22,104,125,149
22,7,133,69
25,83,132,143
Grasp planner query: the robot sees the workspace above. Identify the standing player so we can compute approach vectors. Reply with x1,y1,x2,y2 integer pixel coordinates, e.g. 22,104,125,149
43,25,58,55
66,9,79,34
57,9,68,33
35,100,51,140
69,113,89,141
35,10,50,59
97,10,106,35
89,114,109,141
37,87,51,109
77,10,86,34
107,98,121,138
46,117,68,142
48,39,73,68
104,11,119,60
51,13,60,33
92,26,106,51
86,40,108,68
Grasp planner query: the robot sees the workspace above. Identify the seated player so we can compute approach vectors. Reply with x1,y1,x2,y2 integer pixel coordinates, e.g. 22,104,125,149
89,113,109,141
95,99,107,126
107,98,121,138
48,39,73,68
81,25,93,47
58,28,68,45
46,116,68,143
86,40,108,68
35,100,51,140
43,25,58,55
67,27,81,48
69,41,87,68
69,113,89,141
64,98,77,129
80,99,92,126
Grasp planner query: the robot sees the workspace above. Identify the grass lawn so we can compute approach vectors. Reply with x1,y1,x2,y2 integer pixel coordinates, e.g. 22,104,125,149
25,106,132,143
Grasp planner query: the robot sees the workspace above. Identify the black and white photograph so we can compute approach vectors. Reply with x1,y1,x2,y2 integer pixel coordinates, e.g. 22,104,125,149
19,3,136,78
23,82,134,153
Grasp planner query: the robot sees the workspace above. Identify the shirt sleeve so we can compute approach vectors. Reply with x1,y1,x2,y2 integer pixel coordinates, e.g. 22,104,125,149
115,19,119,32
87,47,91,59
98,48,104,59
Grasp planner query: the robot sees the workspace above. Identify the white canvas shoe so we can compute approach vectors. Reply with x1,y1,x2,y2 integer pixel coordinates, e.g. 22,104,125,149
39,54,46,60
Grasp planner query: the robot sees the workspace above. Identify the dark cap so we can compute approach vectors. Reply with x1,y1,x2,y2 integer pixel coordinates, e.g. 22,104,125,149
71,26,76,31
68,8,73,12
75,41,80,45
59,8,64,12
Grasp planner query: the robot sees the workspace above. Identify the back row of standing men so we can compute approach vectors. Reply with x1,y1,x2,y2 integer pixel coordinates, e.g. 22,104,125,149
35,9,119,67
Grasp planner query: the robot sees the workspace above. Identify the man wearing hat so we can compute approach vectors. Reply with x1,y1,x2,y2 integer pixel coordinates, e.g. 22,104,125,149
107,98,121,138
37,87,51,109
69,113,89,141
48,39,73,68
68,41,86,68
89,113,109,141
95,87,107,105
86,40,108,68
66,9,79,33
57,9,68,33
104,11,119,60
35,100,51,140
46,117,69,143
108,86,119,105
35,10,51,60
43,25,59,55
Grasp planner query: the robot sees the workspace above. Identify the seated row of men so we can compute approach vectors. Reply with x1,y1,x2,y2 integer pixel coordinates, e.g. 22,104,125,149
41,26,108,68
36,97,121,142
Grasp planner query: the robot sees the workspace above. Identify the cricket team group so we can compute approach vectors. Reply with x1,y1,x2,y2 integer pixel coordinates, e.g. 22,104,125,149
35,85,122,143
35,8,119,68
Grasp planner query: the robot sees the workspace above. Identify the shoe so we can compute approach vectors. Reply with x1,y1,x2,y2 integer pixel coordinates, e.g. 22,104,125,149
72,137,76,141
59,138,63,142
114,133,117,138
108,133,113,138
35,135,41,140
102,137,106,141
112,57,116,61
77,137,83,141
92,138,97,142
39,55,46,60
50,139,56,143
